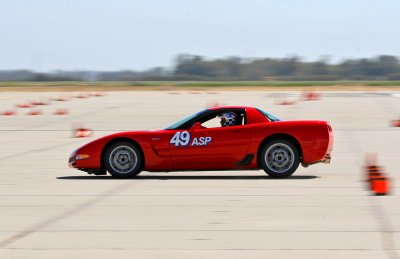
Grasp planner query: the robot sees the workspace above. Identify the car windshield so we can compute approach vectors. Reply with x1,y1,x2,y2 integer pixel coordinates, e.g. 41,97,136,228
257,108,281,122
165,109,208,129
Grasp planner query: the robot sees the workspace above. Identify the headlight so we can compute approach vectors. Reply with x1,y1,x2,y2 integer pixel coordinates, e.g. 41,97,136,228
75,154,90,160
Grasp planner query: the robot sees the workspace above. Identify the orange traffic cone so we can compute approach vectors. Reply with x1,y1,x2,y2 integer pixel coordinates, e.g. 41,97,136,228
92,92,106,97
371,176,390,196
364,154,391,195
75,93,89,99
391,118,400,127
276,99,296,105
74,128,93,138
303,91,320,101
16,103,32,108
52,95,70,102
206,101,225,108
26,110,42,116
30,100,49,106
366,165,382,189
54,109,69,115
2,110,17,116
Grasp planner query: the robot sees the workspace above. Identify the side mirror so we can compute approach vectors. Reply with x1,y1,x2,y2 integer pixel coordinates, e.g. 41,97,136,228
191,122,203,130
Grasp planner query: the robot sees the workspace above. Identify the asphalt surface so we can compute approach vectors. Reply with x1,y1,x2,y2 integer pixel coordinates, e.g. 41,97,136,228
0,90,399,259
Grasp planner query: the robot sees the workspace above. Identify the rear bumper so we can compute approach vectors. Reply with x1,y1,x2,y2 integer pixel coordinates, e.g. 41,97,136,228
321,154,331,164
302,154,331,167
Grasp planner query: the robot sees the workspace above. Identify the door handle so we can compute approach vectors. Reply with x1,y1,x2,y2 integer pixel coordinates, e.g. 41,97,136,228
233,129,242,133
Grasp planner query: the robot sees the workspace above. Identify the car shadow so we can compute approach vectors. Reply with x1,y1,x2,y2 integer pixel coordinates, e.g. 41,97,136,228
57,175,319,180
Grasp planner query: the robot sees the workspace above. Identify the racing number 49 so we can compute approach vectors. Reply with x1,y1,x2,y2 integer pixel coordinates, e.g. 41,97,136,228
170,131,191,146
170,131,212,147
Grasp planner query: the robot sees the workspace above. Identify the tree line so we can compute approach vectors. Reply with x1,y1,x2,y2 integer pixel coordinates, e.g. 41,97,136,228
1,54,400,81
173,54,400,80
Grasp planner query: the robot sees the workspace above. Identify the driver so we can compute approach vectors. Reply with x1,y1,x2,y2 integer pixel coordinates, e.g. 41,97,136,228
220,112,237,127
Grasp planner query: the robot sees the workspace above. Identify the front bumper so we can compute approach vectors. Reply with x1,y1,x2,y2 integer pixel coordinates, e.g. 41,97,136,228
68,151,90,168
69,149,105,175
68,151,77,167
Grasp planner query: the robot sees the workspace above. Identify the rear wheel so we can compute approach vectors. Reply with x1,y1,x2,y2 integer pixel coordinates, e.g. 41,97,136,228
104,141,143,178
259,139,300,178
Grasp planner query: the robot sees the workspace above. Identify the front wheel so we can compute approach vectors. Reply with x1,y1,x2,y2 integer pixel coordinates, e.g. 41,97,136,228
259,139,300,178
104,141,143,178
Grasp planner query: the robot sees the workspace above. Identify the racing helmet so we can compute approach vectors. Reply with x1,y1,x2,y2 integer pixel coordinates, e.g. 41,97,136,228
220,112,237,127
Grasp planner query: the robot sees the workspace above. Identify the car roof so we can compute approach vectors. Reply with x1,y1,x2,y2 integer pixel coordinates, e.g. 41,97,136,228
209,106,253,110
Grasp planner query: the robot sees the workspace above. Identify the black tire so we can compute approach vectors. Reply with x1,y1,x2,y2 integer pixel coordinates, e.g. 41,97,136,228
259,139,300,178
104,141,143,178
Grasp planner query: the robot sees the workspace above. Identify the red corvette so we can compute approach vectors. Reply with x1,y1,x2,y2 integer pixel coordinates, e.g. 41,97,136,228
69,106,333,178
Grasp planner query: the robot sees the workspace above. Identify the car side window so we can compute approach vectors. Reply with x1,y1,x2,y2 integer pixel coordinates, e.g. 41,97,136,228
201,116,222,128
200,110,246,128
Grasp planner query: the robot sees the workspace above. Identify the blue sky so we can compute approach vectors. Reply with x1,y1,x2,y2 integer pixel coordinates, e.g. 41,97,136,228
1,0,399,71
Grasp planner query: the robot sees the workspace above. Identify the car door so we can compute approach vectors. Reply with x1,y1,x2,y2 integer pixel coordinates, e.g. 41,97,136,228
169,124,250,170
142,130,177,171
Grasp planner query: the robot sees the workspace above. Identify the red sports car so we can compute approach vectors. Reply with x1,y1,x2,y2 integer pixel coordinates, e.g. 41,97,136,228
69,106,333,178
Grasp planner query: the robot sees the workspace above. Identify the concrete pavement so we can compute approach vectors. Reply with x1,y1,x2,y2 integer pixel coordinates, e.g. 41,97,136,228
0,90,399,258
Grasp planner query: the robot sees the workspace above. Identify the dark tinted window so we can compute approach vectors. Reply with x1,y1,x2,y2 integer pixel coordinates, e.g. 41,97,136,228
256,108,281,122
